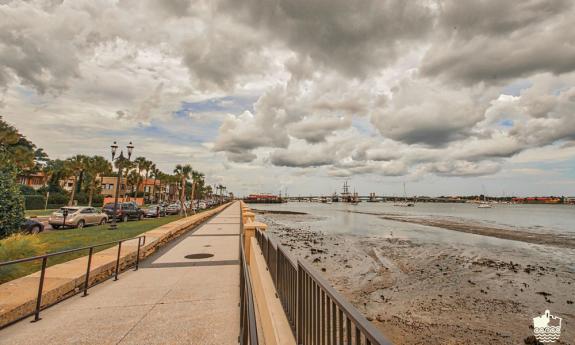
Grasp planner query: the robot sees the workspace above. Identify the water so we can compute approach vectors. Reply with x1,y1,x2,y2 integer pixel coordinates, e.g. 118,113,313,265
255,202,575,235
254,202,575,267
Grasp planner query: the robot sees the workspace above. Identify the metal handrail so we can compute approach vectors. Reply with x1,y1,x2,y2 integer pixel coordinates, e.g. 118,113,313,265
239,240,259,345
256,229,392,345
0,235,146,324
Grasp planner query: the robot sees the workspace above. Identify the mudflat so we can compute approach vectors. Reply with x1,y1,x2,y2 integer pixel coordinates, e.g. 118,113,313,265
260,212,575,345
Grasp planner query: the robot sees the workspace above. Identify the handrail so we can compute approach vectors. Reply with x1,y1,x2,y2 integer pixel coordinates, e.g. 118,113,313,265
0,235,146,324
256,229,392,345
0,236,146,266
298,258,392,345
240,234,259,344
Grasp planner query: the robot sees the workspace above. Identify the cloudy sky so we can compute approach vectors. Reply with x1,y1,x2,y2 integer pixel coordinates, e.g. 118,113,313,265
1,0,574,197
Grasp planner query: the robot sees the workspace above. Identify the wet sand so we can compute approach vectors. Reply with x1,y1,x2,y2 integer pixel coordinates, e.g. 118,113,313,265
260,213,575,345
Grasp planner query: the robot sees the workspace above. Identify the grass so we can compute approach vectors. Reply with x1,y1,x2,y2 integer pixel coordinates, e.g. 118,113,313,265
25,209,58,217
0,215,183,284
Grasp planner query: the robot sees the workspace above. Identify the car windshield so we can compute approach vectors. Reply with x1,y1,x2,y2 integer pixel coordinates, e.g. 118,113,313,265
103,204,117,209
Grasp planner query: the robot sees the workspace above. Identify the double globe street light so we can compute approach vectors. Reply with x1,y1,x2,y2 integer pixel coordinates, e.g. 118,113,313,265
109,141,134,230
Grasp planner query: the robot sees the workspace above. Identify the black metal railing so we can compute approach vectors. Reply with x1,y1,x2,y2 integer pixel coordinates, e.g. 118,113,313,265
0,235,146,324
255,229,392,345
240,234,259,344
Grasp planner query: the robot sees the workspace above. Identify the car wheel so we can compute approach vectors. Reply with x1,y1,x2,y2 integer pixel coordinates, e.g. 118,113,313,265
77,220,85,229
99,218,106,225
30,225,41,234
52,225,60,230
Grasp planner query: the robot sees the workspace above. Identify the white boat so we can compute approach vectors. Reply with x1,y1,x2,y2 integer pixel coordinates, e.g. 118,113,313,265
478,202,492,208
394,182,415,207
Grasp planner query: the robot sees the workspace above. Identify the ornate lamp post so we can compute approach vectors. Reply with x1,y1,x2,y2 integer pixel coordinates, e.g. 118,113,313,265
109,141,134,230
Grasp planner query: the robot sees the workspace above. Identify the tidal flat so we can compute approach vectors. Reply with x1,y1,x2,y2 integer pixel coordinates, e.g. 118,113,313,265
257,206,575,345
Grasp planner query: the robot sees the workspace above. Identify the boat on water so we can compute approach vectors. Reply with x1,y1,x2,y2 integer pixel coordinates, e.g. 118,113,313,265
394,182,415,207
477,185,493,208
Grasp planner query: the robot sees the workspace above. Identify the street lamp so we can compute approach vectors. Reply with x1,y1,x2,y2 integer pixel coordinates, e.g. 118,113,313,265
109,141,134,230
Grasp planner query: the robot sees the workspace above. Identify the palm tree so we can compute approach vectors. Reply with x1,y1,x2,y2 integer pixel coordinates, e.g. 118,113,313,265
149,164,160,203
173,164,192,216
141,159,154,203
65,155,88,206
189,170,205,213
133,157,147,200
115,158,133,200
84,156,112,206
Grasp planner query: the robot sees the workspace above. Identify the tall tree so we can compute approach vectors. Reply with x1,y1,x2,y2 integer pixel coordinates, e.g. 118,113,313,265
0,117,35,171
141,159,154,203
84,156,112,206
0,119,27,237
149,164,159,203
173,164,192,216
65,155,88,206
133,157,147,199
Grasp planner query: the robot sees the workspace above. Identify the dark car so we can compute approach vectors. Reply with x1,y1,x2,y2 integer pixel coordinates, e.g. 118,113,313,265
144,205,166,218
102,202,144,222
21,219,44,234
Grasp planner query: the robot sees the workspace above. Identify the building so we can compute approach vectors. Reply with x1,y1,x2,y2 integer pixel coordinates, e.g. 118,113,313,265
18,172,48,190
511,197,563,204
100,176,164,200
100,176,127,198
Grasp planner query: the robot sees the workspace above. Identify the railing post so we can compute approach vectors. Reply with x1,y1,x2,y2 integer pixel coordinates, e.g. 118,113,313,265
83,247,94,296
114,241,122,281
134,237,142,271
297,261,303,345
32,257,48,322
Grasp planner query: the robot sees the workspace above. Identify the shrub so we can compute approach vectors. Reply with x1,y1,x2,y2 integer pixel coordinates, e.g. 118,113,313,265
47,192,68,206
19,184,38,195
0,234,47,283
0,157,25,238
24,195,46,210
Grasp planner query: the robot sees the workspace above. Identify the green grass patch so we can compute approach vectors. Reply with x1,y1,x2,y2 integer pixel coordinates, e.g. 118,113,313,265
25,209,58,217
0,215,183,284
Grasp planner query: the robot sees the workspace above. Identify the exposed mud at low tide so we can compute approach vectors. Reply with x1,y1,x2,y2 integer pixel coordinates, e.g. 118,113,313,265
260,214,575,345
252,209,308,215
345,210,575,249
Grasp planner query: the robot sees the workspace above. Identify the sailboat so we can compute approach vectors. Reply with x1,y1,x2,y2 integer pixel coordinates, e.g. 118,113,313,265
478,185,492,208
394,182,414,207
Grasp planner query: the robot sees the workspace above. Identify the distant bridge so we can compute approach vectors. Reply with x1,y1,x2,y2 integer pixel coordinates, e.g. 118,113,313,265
284,196,467,203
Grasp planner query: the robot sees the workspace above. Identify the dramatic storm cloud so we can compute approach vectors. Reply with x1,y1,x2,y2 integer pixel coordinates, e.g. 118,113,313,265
1,0,574,196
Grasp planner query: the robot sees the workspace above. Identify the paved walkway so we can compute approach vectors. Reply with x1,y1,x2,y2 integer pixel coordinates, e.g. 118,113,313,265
0,202,242,345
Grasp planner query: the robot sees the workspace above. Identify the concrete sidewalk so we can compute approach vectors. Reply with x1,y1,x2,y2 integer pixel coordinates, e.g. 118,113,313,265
0,202,242,345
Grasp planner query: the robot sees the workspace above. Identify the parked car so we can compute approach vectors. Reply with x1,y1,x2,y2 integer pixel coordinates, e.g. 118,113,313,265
102,202,144,222
21,218,44,234
49,207,108,229
165,203,181,215
144,204,166,218
198,201,207,210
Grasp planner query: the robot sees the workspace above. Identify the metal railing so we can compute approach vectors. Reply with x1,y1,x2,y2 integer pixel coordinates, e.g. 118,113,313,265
0,235,146,324
255,230,392,345
239,240,259,345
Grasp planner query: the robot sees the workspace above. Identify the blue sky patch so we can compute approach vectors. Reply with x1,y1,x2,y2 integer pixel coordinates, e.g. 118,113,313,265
499,119,514,127
173,95,258,118
501,79,532,96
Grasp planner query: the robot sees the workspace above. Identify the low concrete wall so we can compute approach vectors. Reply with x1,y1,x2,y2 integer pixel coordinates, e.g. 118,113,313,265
249,237,296,345
0,203,230,328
